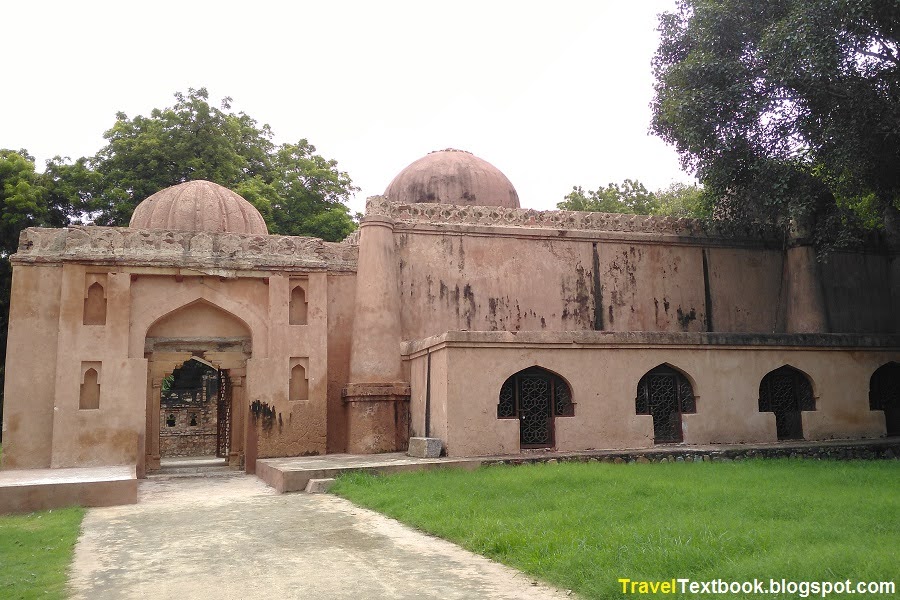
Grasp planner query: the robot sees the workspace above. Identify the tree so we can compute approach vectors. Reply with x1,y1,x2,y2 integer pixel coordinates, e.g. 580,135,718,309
654,182,710,219
0,150,71,440
557,179,708,218
52,88,358,241
651,0,900,242
557,179,659,214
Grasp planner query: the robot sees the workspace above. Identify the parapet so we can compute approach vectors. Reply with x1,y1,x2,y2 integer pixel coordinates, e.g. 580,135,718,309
12,226,358,273
365,196,782,244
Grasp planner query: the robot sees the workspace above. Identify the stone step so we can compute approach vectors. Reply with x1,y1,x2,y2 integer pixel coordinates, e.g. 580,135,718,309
304,478,336,493
149,465,242,479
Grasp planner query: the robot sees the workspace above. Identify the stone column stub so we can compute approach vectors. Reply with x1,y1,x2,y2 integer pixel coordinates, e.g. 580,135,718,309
343,205,411,453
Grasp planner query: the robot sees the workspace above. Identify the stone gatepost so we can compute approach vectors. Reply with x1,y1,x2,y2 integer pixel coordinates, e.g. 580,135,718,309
343,207,410,453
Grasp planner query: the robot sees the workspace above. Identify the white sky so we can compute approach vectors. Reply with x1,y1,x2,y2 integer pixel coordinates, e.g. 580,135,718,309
2,0,692,214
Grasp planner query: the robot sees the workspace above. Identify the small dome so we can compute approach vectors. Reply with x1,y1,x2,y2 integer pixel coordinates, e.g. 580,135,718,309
385,149,519,208
129,180,268,235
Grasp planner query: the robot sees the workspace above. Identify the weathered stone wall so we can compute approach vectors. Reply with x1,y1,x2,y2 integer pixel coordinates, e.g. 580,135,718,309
159,405,217,457
369,198,897,339
1,265,63,468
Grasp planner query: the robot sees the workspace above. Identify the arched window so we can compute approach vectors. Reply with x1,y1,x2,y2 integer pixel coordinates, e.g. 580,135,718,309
636,364,696,444
497,367,573,449
290,285,308,325
79,368,101,410
83,282,107,325
759,366,815,441
869,362,900,437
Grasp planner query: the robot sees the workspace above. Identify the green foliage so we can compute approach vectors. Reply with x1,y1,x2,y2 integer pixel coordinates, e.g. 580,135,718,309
0,506,85,599
558,179,658,214
0,150,71,440
0,150,64,257
52,87,358,241
558,179,708,218
654,181,712,218
333,460,899,600
651,0,900,242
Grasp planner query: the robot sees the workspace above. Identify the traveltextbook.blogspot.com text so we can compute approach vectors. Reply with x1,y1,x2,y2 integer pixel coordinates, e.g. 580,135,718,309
617,578,896,597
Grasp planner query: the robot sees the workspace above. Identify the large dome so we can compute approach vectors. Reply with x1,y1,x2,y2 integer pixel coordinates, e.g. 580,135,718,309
129,180,268,235
384,149,519,208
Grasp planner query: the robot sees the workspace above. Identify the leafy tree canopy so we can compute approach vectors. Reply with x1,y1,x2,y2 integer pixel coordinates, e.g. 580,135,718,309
48,88,359,241
557,179,708,218
651,0,900,242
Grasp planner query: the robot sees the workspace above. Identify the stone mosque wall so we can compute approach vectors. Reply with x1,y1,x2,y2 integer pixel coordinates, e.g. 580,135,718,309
2,154,898,476
366,197,899,340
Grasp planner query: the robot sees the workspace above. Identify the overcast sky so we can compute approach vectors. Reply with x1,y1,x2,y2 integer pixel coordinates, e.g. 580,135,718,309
3,0,692,213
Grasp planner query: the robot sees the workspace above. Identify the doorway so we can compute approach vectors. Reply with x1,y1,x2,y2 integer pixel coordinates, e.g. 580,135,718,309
759,366,815,440
497,367,574,449
159,357,229,459
635,364,696,444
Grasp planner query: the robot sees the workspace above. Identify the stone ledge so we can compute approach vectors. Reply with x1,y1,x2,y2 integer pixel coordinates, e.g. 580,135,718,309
0,465,137,514
402,330,900,355
342,382,411,399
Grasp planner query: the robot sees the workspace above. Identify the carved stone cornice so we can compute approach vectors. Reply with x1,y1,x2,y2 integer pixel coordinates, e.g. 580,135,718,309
12,226,358,272
366,195,782,241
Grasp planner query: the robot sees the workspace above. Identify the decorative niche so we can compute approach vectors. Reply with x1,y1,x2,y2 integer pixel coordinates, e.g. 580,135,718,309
289,357,309,401
83,274,108,326
79,362,102,410
289,280,308,325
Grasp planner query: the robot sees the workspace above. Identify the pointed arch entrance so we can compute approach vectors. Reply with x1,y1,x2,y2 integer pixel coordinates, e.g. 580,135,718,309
635,364,696,444
144,300,251,471
758,365,815,440
870,362,900,437
497,367,574,449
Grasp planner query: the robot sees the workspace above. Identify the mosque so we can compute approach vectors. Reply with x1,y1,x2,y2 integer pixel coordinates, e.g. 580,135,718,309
1,149,898,477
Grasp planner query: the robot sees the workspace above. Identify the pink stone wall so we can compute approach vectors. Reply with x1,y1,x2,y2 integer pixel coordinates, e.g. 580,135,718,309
406,332,893,457
2,265,63,468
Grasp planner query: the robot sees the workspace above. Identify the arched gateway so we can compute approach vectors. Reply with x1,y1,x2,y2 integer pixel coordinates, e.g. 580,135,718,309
144,300,251,470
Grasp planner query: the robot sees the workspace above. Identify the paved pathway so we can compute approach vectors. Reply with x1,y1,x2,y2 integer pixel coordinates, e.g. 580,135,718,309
69,474,571,600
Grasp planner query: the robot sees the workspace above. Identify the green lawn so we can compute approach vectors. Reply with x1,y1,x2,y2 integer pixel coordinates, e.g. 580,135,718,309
0,442,84,600
332,459,899,599
0,506,84,600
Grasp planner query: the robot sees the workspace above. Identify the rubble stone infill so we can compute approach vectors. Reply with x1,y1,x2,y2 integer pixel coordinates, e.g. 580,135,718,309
480,439,900,467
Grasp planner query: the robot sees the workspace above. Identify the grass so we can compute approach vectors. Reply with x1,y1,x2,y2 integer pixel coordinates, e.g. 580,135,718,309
0,442,85,600
0,507,84,600
332,459,899,599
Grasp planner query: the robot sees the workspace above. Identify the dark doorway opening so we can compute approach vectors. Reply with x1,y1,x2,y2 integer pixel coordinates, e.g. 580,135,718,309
498,367,574,449
160,357,231,459
870,362,900,437
636,365,696,443
759,366,815,440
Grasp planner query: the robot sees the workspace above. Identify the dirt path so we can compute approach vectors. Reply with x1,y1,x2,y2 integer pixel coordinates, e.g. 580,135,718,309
69,474,571,600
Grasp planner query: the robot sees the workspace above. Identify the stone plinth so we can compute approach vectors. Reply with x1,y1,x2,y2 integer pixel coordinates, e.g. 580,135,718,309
407,437,443,458
343,382,411,454
0,465,137,514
